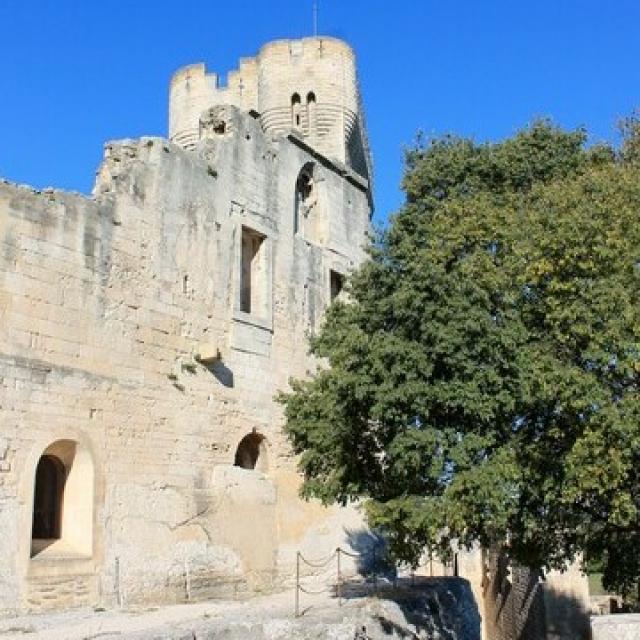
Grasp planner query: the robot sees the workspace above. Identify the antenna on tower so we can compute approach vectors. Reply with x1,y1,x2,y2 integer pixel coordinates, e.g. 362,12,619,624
313,0,318,36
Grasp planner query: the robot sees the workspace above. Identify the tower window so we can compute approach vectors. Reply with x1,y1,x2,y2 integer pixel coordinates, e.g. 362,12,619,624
291,93,301,129
295,163,316,235
297,171,313,202
240,227,267,316
306,92,317,136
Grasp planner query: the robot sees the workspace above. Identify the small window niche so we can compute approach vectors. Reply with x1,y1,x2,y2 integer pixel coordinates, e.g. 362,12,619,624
240,226,268,317
291,93,302,129
306,92,316,137
294,163,317,237
330,270,345,301
233,430,268,472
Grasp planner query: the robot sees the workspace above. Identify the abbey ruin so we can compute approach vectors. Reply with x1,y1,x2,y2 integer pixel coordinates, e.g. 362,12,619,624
0,36,373,611
0,36,595,639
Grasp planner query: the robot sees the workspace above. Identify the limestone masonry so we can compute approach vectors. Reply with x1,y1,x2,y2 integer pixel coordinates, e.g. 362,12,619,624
0,37,371,613
0,36,594,640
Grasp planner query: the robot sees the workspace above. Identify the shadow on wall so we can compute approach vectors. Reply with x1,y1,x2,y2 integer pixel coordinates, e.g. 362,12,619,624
205,360,234,388
544,588,591,640
341,529,481,640
485,549,590,640
344,527,396,582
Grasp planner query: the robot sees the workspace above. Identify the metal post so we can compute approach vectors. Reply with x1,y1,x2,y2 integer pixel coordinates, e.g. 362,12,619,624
115,556,121,608
372,547,378,596
295,551,300,617
184,557,191,602
337,548,342,607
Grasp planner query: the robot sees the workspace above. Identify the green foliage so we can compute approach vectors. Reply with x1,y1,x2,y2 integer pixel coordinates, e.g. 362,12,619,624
619,110,640,165
280,120,640,600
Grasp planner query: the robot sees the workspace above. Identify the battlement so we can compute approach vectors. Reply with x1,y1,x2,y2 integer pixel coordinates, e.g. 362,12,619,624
169,37,372,183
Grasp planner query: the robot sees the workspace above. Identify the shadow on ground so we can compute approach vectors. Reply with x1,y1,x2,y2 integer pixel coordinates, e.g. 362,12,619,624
334,576,481,640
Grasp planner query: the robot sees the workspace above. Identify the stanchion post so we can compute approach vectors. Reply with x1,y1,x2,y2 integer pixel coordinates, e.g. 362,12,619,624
373,547,378,596
337,548,342,607
295,551,300,617
115,556,121,608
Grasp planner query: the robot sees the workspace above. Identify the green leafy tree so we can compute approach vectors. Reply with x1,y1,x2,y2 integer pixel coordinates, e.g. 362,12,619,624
280,120,640,601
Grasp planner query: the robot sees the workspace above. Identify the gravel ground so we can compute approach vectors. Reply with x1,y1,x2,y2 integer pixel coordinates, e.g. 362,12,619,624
0,577,481,640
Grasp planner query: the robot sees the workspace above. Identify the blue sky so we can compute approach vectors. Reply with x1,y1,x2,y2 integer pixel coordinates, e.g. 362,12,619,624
1,1,639,225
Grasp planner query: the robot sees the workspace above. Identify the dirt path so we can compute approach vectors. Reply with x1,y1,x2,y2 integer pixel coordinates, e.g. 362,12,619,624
0,588,342,640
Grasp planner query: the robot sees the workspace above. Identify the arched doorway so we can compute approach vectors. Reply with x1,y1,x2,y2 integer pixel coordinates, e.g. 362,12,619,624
30,439,94,558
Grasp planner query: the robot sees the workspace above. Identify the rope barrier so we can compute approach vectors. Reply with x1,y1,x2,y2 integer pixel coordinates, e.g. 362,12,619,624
297,550,337,568
298,584,332,595
294,546,461,616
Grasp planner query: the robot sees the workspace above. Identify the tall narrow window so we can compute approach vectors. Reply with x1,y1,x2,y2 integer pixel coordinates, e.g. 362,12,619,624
32,455,65,540
240,227,266,315
291,93,301,128
306,92,316,137
294,164,315,235
330,270,345,301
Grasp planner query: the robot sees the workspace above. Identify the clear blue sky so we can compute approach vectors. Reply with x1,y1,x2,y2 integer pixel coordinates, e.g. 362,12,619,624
1,1,639,225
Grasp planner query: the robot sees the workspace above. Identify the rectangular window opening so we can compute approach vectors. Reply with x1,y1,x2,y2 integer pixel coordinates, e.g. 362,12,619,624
240,227,267,315
330,270,345,301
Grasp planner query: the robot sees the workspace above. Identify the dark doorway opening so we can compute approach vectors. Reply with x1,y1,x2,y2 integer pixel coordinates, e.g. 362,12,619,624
32,454,65,540
234,432,265,470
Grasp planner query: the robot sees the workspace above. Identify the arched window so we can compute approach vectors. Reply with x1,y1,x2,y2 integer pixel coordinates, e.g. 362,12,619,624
306,92,316,137
291,93,302,128
294,163,316,235
32,455,65,540
31,439,94,558
234,431,267,471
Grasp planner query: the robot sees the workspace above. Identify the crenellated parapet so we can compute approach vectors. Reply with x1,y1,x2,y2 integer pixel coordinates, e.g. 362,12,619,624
169,37,372,184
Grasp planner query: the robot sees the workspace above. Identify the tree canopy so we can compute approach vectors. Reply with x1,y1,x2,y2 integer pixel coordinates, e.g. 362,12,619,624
280,120,640,599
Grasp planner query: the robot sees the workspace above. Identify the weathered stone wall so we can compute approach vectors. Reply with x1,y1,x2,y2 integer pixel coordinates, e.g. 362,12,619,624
591,614,640,640
481,549,590,640
0,92,371,612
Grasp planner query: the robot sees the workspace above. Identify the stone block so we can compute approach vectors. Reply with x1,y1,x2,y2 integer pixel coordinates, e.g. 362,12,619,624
195,343,221,364
591,614,640,640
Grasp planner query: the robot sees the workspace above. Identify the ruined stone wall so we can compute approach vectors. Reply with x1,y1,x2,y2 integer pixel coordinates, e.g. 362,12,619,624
0,103,371,612
591,614,640,640
482,549,591,640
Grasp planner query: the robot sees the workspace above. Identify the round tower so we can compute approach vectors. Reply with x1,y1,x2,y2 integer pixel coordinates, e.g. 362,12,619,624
168,37,370,177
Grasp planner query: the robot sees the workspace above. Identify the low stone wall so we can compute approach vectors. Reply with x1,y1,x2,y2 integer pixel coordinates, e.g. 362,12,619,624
591,614,640,640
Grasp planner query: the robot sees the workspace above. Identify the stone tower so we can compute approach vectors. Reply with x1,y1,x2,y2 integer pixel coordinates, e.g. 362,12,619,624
169,37,372,183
